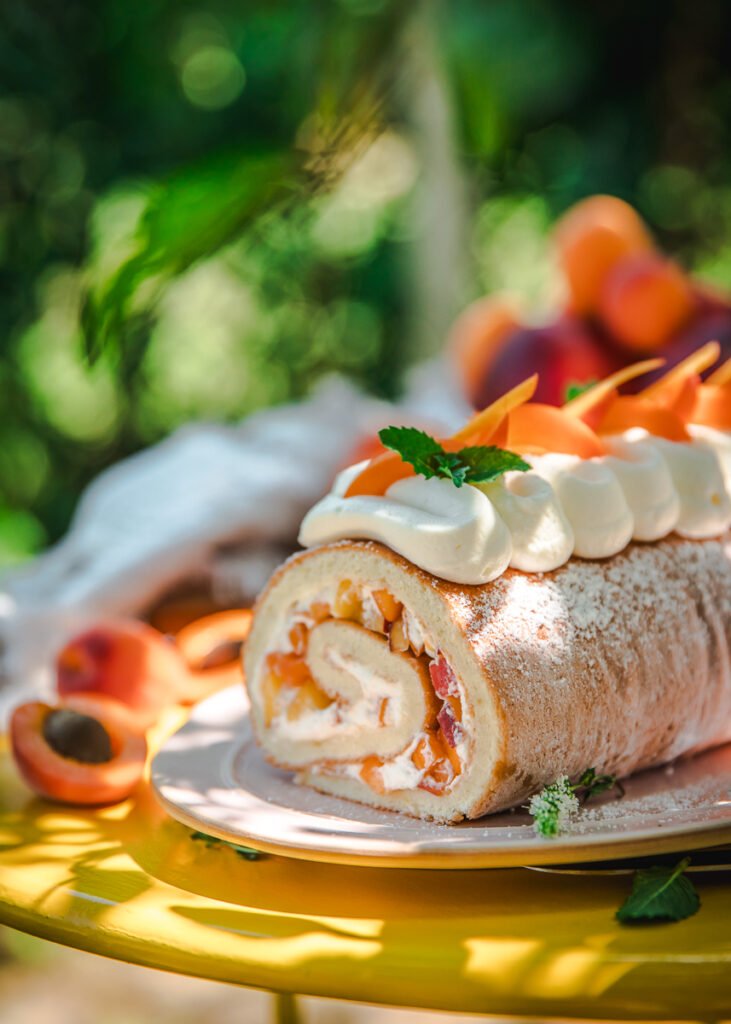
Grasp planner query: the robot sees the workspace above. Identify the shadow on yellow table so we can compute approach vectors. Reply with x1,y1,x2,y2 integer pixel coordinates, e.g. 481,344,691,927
1,737,731,1022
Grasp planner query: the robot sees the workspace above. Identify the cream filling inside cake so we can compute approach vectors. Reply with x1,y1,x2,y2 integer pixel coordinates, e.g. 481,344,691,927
251,579,471,796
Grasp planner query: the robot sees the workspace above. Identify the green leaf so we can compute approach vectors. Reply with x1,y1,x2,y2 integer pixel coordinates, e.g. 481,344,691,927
379,425,443,461
190,830,263,860
458,445,531,483
616,858,700,924
378,428,530,489
575,766,623,801
81,148,297,366
564,380,597,403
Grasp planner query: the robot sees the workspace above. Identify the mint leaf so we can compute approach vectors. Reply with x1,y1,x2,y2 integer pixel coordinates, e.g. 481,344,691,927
565,379,597,403
575,767,624,802
378,425,443,460
378,426,445,479
616,858,700,924
433,451,469,487
190,830,263,860
458,446,531,483
378,427,530,489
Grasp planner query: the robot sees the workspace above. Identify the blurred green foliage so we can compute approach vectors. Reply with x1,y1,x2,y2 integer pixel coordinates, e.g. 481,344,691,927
2,0,731,565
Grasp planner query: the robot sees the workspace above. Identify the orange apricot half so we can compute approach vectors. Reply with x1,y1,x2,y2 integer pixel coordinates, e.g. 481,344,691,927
175,609,252,699
10,694,147,806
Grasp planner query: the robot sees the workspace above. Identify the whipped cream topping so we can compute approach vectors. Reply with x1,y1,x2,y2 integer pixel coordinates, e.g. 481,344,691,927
299,473,511,584
299,428,731,584
688,423,731,495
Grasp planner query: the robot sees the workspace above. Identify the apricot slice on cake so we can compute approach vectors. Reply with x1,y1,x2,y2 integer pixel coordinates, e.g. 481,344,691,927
10,695,147,805
56,620,191,726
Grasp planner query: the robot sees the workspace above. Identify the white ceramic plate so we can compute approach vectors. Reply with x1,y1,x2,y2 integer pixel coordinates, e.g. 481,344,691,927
151,686,731,869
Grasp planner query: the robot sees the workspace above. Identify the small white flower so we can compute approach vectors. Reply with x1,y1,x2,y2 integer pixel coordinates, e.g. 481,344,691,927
528,776,580,838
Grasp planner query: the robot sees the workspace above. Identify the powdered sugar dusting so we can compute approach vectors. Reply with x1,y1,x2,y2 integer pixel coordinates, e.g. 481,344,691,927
567,777,731,835
434,533,731,810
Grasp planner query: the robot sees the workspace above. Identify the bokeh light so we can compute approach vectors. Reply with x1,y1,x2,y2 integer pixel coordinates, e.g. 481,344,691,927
2,0,731,570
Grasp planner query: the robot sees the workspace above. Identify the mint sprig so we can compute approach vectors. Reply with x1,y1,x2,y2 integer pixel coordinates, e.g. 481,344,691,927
378,426,530,488
527,767,622,838
616,857,700,924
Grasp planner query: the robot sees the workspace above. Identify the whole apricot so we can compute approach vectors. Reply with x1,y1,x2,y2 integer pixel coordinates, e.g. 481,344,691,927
56,619,191,727
553,195,655,315
598,255,696,352
10,694,147,806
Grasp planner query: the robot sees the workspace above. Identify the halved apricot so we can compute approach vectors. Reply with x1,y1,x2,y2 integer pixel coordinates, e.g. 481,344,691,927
175,610,252,700
10,694,147,806
56,620,191,728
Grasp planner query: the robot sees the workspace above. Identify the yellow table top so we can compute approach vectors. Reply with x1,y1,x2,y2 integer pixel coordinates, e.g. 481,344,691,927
2,738,731,1021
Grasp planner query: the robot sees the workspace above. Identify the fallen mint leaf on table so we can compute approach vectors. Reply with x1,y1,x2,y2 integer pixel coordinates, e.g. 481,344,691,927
616,857,700,924
378,426,529,489
190,830,263,860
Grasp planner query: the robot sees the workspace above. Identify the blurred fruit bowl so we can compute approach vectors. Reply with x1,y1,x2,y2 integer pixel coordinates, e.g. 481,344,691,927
450,194,731,408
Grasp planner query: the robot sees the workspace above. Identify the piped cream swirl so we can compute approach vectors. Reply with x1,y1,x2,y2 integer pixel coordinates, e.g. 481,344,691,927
299,429,731,584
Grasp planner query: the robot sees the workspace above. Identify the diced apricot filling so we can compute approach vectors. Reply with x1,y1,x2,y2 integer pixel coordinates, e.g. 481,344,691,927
334,580,362,621
310,601,331,624
261,673,284,727
266,586,466,795
288,622,309,656
360,755,387,795
388,617,409,652
261,650,333,726
412,731,459,794
286,679,332,721
373,589,402,623
266,652,312,687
